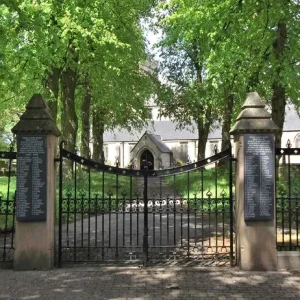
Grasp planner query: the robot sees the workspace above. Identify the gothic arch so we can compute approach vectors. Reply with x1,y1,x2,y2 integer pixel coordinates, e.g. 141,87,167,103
139,149,154,170
294,133,300,148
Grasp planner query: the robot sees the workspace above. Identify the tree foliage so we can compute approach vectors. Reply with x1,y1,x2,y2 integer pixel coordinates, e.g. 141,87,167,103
0,0,157,157
154,0,300,151
0,0,299,160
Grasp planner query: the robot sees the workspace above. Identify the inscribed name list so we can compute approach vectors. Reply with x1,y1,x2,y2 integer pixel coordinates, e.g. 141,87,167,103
244,134,274,221
16,136,47,221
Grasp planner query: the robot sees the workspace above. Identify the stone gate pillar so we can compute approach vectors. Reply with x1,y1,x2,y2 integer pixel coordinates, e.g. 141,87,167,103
230,92,279,271
12,94,61,270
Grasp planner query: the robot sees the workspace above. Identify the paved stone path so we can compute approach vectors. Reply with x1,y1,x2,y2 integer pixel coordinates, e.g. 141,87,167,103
0,266,300,299
136,177,176,198
60,210,231,264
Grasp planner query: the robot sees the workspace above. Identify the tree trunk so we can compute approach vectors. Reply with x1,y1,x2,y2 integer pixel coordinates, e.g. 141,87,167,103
92,109,105,163
271,21,287,148
81,80,91,158
271,84,286,148
221,93,234,151
61,67,78,153
45,67,60,122
197,108,212,160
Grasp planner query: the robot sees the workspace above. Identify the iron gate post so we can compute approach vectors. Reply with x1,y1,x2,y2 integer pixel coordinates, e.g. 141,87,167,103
229,148,235,267
58,141,64,268
142,160,149,266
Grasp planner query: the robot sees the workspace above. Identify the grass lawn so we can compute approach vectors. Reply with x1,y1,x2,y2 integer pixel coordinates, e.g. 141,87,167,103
0,176,16,231
59,169,136,198
277,165,300,196
57,169,138,222
0,176,16,199
166,167,232,199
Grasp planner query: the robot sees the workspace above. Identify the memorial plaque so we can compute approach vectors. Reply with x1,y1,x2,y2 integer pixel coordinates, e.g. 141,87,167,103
16,136,47,221
244,134,275,221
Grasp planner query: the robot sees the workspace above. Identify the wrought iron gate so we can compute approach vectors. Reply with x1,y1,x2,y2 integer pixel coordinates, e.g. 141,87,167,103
58,144,234,266
276,140,300,251
0,147,16,265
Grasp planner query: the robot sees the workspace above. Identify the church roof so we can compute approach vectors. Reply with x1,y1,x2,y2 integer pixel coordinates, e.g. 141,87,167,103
103,121,222,142
147,133,172,152
129,131,172,155
103,104,300,143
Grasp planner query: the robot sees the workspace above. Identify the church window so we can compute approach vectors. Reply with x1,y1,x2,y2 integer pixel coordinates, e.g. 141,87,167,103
210,141,218,155
179,142,188,160
294,134,300,148
104,144,108,161
115,145,120,159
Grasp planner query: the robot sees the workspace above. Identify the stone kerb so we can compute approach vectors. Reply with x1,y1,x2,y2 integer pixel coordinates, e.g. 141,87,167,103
12,94,61,270
230,92,279,271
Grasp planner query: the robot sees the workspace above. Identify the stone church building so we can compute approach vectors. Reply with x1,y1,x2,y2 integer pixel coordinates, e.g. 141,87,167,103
103,101,300,169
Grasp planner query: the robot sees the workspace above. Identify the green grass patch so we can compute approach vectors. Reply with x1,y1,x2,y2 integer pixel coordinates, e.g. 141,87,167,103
166,166,231,199
0,176,16,199
0,176,16,231
59,169,136,198
277,165,300,196
58,168,137,222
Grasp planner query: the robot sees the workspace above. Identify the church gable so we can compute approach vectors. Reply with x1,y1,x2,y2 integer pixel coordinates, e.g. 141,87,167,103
130,131,172,170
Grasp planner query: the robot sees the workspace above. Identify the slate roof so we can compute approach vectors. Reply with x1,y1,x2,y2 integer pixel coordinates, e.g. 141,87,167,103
103,121,216,142
103,104,300,143
147,134,172,152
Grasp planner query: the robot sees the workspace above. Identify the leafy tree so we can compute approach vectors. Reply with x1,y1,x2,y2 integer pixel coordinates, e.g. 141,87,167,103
154,0,220,160
208,0,300,147
154,0,300,153
0,0,157,158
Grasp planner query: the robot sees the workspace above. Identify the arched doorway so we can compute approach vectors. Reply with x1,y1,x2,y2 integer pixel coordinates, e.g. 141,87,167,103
140,149,154,170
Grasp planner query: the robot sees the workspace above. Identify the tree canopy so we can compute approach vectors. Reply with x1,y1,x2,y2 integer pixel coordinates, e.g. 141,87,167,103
0,0,299,156
153,0,300,150
0,0,157,156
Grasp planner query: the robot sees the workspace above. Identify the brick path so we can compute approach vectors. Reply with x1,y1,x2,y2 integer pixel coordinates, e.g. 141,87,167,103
0,266,300,299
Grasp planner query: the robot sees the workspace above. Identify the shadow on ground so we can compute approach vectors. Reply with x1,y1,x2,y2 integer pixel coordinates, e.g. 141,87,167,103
0,266,300,299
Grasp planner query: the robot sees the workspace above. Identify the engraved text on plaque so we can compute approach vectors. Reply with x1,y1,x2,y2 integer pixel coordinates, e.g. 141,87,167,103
244,134,275,221
16,136,47,221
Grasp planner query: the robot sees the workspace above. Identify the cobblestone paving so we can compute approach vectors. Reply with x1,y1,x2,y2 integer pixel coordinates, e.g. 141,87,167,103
0,266,300,299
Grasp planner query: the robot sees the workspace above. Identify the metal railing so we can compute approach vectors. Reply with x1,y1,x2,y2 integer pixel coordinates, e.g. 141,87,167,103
0,147,17,264
276,141,300,251
58,144,235,266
